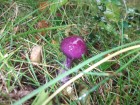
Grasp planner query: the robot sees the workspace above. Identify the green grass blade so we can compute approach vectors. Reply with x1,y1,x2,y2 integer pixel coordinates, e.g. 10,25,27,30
13,41,140,105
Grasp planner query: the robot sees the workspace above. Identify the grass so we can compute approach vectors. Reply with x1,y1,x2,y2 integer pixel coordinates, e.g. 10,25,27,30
0,0,140,105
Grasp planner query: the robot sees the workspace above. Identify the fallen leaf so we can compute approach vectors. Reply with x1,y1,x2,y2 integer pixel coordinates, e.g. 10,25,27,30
37,20,49,37
37,20,49,29
30,45,42,64
39,2,49,11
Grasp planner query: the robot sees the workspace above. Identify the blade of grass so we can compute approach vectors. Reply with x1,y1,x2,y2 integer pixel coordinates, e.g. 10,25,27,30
43,45,140,104
13,41,140,105
3,25,73,42
78,52,140,102
25,53,40,86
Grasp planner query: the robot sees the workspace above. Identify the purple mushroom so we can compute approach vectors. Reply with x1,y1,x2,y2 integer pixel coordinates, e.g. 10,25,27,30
59,35,87,84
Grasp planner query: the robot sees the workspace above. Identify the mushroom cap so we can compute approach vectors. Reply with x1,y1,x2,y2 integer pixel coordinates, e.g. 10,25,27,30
60,36,87,59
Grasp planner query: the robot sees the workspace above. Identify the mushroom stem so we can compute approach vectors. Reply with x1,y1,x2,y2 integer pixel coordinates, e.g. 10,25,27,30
65,57,73,69
59,57,73,84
